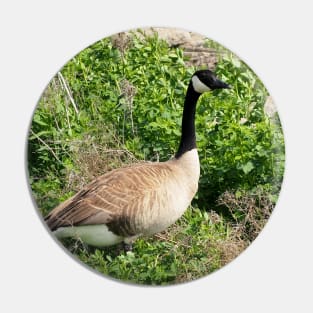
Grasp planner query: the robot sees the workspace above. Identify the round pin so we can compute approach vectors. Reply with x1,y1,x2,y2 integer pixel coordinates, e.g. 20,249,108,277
27,27,285,286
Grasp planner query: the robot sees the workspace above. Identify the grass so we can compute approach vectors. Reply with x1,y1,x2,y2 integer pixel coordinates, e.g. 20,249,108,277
61,206,247,285
27,28,285,285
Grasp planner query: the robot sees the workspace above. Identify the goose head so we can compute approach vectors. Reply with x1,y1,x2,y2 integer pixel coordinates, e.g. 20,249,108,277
191,69,230,94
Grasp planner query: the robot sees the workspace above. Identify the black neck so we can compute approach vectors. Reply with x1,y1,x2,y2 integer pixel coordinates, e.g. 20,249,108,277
175,82,201,158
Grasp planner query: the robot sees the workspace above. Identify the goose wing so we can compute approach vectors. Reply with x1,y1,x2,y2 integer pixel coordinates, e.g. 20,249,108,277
44,162,173,234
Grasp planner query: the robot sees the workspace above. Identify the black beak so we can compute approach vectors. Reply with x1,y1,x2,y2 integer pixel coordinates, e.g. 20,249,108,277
213,78,231,90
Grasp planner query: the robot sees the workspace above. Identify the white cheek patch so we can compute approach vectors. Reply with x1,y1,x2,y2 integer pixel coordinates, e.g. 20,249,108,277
192,75,211,93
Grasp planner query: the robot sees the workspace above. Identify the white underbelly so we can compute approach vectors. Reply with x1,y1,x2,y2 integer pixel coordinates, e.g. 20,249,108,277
53,224,123,247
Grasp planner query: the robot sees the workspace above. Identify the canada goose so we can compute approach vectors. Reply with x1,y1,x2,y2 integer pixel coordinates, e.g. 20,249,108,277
44,69,229,249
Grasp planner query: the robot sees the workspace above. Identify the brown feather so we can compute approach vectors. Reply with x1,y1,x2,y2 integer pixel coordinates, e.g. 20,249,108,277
48,163,178,232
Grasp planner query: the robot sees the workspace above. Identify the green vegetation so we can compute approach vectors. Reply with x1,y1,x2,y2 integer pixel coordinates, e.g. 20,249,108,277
27,30,285,285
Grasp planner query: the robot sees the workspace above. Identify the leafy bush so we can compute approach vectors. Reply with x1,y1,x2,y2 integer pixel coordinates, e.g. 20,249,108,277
195,54,284,205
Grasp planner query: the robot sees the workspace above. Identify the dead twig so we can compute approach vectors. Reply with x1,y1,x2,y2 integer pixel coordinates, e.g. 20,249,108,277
57,71,79,114
30,129,62,164
154,234,192,249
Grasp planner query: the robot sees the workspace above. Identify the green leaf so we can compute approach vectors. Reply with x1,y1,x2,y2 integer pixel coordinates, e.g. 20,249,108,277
241,161,255,174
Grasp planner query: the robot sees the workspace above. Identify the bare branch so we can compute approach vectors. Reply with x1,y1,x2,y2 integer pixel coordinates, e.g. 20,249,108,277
30,129,62,164
57,71,79,114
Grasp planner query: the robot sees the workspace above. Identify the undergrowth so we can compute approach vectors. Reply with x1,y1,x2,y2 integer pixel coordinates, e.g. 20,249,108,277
63,207,247,285
27,29,285,285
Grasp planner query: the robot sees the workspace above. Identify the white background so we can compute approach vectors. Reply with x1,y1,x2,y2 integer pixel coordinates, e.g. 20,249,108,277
1,1,312,312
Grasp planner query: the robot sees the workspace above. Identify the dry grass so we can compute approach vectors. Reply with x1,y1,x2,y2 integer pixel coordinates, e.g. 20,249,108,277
206,211,248,266
151,208,250,281
63,130,140,193
217,188,274,243
111,32,132,57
